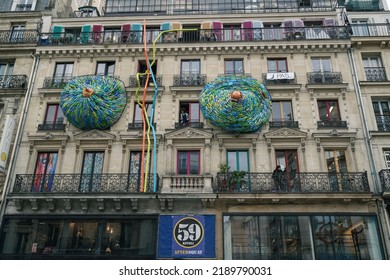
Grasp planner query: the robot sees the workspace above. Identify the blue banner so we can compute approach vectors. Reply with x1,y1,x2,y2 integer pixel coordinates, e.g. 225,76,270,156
157,215,216,259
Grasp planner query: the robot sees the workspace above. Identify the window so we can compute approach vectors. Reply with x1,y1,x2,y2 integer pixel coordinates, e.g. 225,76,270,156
80,152,104,192
10,25,25,43
325,150,350,191
267,58,288,73
275,149,300,192
53,63,73,85
132,102,152,128
317,100,341,121
128,151,152,192
177,150,200,175
179,102,200,126
223,214,384,260
383,150,390,169
311,57,332,72
372,101,390,131
225,59,244,75
271,101,294,127
96,62,115,76
363,55,386,81
0,63,14,88
43,104,64,129
137,60,157,86
12,0,36,11
227,150,249,172
181,60,200,74
32,152,58,192
223,24,241,41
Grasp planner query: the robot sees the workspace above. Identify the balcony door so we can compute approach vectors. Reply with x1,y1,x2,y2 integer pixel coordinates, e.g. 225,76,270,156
128,151,150,192
373,101,390,131
53,63,73,85
10,25,25,43
177,151,200,175
33,152,58,192
325,150,349,191
275,150,300,191
80,152,104,192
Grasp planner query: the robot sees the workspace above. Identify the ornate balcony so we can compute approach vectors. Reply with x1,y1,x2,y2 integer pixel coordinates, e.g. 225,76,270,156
379,169,390,193
262,73,297,85
0,75,27,89
307,72,343,84
215,172,369,193
43,76,74,89
364,67,387,82
269,119,299,129
0,30,37,44
129,75,162,87
12,173,159,194
317,119,348,128
173,74,207,86
37,122,66,131
174,120,204,129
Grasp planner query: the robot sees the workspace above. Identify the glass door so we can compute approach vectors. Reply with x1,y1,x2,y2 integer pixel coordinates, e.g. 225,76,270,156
275,150,300,192
128,151,150,192
80,152,104,192
32,152,58,192
325,150,349,191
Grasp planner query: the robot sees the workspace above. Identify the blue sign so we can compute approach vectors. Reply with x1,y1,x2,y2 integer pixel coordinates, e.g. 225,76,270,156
157,215,216,259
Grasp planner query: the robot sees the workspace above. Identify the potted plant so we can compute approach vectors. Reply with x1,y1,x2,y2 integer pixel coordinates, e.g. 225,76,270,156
229,170,247,192
218,163,230,191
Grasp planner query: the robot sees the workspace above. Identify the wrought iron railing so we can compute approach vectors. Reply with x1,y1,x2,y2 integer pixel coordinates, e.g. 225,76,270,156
351,23,390,37
37,25,351,46
269,119,299,129
379,169,390,193
129,75,162,87
43,76,74,88
375,115,390,132
128,122,156,129
175,120,204,129
317,119,348,128
13,173,159,193
364,67,387,82
0,75,27,89
215,171,369,193
262,73,297,85
173,74,207,86
344,0,382,12
307,72,343,84
219,73,252,78
0,30,37,44
37,122,66,131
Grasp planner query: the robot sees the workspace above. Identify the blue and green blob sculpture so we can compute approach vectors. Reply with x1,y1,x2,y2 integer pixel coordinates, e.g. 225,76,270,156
199,76,272,132
60,75,127,130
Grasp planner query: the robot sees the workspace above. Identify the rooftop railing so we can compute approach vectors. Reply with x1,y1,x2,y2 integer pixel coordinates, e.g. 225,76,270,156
37,25,351,46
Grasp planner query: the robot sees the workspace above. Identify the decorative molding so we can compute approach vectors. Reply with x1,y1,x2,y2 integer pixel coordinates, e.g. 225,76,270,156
80,198,88,212
13,199,23,211
159,198,166,211
46,198,55,212
165,127,213,140
62,199,71,211
316,137,321,152
97,198,105,211
167,198,174,211
264,127,307,139
267,138,272,153
74,129,116,141
131,198,138,212
113,198,122,211
29,199,38,211
301,138,306,153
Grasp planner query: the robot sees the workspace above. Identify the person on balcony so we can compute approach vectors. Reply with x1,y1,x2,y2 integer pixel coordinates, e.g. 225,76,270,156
180,109,189,126
272,165,286,191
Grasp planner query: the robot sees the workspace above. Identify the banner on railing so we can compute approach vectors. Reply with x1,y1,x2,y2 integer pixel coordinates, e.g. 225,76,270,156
157,215,216,259
266,72,295,80
0,115,15,173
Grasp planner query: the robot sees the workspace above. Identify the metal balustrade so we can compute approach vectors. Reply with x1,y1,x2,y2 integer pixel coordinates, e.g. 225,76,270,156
375,115,390,132
173,74,207,86
0,30,38,44
215,172,369,193
307,72,343,84
174,120,204,129
364,67,387,82
269,119,299,129
0,75,27,89
43,76,74,88
37,25,351,46
317,119,348,128
13,173,158,193
37,122,66,131
129,75,162,87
